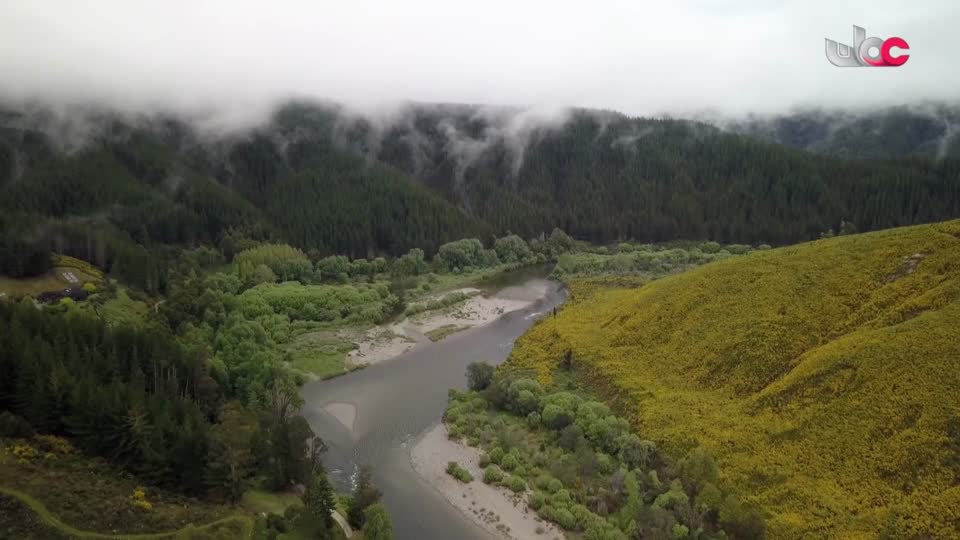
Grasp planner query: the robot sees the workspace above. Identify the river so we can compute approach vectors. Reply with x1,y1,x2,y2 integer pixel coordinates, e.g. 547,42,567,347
300,268,566,540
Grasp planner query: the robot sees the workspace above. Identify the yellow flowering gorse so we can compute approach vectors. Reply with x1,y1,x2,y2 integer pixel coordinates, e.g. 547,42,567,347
507,220,960,539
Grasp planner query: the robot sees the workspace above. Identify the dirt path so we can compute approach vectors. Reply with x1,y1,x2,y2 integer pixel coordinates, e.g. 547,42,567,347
332,509,353,537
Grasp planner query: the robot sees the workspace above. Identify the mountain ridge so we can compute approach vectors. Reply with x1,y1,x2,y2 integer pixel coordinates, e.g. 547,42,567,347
1,99,958,288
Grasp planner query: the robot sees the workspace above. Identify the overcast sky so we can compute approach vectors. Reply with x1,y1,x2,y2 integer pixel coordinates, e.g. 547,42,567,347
1,0,957,119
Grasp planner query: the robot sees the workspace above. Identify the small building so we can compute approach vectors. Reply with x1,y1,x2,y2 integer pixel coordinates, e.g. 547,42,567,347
36,287,89,304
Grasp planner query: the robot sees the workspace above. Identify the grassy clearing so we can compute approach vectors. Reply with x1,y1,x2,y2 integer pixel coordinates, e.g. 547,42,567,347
407,265,518,299
93,286,152,326
0,439,240,535
425,324,470,342
241,489,302,515
405,290,477,317
0,266,101,298
508,219,960,539
285,330,358,379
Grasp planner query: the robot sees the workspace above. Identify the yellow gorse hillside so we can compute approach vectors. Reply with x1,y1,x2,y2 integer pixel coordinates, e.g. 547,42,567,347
509,219,960,539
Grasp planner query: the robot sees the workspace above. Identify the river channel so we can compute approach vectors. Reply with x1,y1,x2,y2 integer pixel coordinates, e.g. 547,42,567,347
300,268,566,539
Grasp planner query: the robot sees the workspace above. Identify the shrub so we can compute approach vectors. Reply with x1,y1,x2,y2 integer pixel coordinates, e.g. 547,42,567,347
533,474,553,491
677,447,719,492
130,486,153,511
546,478,563,494
528,491,547,510
483,465,504,484
479,453,491,468
445,403,464,423
585,521,629,540
653,479,690,510
647,470,662,490
467,362,495,391
501,453,519,471
446,461,473,483
316,255,351,280
463,397,486,414
619,435,656,470
696,482,723,514
701,241,722,254
11,442,38,461
495,234,532,263
508,378,544,414
551,488,572,507
436,239,485,272
552,507,577,530
392,248,427,276
558,424,585,451
570,504,594,530
596,452,614,474
363,503,394,540
405,291,474,316
266,513,288,533
508,476,527,493
488,447,505,465
235,243,312,282
719,494,766,539
33,435,74,455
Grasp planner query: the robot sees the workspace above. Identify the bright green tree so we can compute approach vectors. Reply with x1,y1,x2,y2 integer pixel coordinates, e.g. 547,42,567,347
362,503,394,540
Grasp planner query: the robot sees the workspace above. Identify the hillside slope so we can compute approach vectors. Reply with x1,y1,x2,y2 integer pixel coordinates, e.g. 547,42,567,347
509,220,960,538
723,104,960,160
286,101,960,245
2,102,959,266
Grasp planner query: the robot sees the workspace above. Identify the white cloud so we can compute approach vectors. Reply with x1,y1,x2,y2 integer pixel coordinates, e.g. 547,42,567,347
0,0,956,118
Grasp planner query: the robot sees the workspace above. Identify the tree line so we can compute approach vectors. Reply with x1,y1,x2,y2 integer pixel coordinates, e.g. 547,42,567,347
0,301,326,503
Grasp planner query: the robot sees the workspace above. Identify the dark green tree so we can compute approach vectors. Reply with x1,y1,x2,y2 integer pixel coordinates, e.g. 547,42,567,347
347,465,382,529
303,471,337,536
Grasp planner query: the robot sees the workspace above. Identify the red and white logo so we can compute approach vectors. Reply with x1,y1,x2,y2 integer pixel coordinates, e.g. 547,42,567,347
826,25,909,67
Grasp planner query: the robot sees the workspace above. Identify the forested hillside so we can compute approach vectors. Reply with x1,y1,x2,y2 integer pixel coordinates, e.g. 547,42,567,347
0,103,490,291
281,101,960,244
1,100,959,291
508,219,960,538
723,103,960,160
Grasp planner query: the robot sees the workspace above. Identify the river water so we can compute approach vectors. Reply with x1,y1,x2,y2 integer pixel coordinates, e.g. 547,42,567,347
300,268,566,540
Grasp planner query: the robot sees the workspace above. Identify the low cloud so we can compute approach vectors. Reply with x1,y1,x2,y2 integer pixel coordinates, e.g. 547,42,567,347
1,0,957,124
